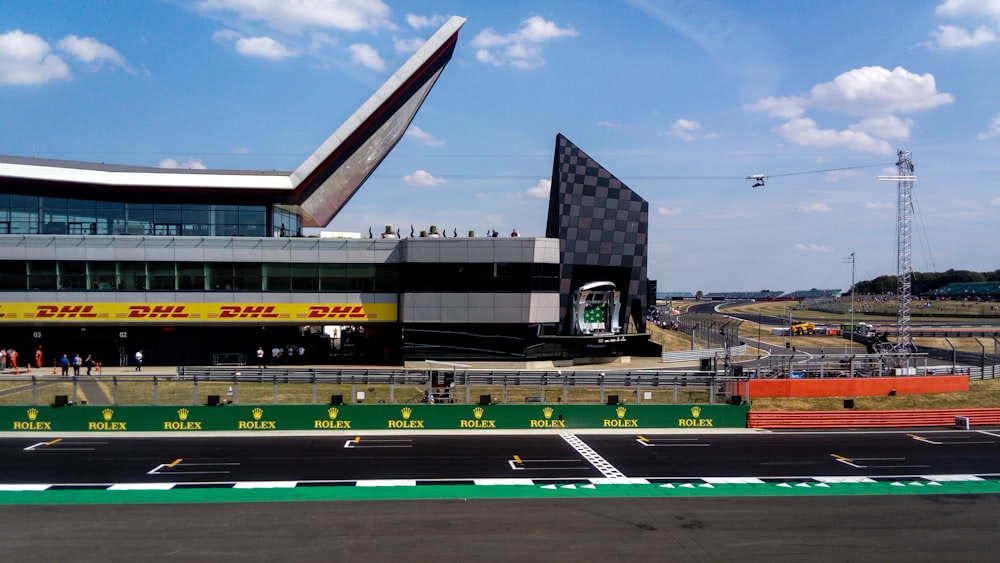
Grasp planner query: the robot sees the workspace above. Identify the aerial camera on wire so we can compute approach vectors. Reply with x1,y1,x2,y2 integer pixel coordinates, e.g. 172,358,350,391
747,174,767,188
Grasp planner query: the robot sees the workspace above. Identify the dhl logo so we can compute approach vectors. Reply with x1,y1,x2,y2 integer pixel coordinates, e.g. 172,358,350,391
218,305,280,319
127,305,190,319
35,305,98,318
306,306,368,319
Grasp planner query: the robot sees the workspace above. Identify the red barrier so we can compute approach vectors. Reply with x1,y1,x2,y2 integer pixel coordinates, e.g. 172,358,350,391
739,375,968,398
748,408,1000,428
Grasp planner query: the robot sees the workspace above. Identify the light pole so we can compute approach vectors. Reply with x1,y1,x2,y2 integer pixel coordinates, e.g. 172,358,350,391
847,252,855,355
756,311,761,362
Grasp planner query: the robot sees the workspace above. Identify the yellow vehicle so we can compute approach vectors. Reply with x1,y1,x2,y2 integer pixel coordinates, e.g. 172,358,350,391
791,322,815,335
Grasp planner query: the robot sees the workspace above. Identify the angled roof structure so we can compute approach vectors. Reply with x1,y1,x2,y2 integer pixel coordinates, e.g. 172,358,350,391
0,16,466,228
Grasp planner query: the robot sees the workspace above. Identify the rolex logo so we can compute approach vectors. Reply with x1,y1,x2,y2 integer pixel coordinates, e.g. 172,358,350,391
543,406,554,419
616,405,627,418
27,408,38,421
691,406,701,418
177,408,189,421
328,407,339,419
252,407,264,420
102,408,114,421
401,407,412,420
473,406,484,419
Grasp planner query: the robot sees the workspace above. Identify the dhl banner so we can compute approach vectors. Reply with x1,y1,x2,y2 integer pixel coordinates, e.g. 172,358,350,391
0,302,397,323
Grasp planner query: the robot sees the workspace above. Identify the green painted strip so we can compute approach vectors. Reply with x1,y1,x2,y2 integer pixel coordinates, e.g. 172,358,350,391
2,479,998,506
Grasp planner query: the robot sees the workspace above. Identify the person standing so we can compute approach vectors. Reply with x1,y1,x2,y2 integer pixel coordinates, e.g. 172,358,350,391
35,346,43,369
256,346,266,368
8,348,17,370
0,348,6,370
72,353,82,376
60,354,70,376
84,354,96,376
134,349,143,372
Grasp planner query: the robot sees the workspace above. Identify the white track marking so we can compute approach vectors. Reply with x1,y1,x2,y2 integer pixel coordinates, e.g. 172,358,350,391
560,434,626,480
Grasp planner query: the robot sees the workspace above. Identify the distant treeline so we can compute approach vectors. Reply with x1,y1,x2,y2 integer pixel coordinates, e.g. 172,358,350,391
853,269,1000,294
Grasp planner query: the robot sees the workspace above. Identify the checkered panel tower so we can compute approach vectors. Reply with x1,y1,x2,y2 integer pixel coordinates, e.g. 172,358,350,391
546,134,649,335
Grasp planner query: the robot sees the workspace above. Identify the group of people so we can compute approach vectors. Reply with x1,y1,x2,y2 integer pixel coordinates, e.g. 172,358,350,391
57,353,98,376
257,345,306,367
0,347,19,370
0,346,104,375
483,229,519,237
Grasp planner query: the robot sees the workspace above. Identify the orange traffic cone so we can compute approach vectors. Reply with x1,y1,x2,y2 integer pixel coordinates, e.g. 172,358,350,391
52,362,56,375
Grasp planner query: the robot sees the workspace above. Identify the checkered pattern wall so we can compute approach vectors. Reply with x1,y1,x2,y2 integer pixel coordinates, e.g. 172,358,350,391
546,134,649,333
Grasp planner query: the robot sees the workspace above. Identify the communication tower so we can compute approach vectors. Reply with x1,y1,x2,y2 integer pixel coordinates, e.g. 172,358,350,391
876,150,917,365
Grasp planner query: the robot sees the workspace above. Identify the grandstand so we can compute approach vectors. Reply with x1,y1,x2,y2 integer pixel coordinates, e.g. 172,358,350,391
656,292,695,301
923,282,1000,300
780,289,842,300
702,290,787,301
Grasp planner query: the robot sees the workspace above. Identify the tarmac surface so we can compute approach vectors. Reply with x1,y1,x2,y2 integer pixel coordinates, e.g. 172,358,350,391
4,495,1000,561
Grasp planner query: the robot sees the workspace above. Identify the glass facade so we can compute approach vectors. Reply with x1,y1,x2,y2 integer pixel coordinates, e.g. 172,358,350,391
0,261,559,293
0,195,299,238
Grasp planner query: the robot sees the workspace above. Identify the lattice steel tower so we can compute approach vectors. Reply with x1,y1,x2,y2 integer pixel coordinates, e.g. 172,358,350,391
877,150,916,363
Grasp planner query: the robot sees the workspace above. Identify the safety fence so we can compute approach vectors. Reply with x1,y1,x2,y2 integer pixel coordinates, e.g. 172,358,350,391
0,369,746,407
748,408,1000,429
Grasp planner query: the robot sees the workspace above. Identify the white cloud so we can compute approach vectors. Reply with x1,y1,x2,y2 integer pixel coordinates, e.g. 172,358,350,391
404,169,445,186
348,43,384,70
596,120,621,128
809,66,954,116
666,118,717,142
525,179,550,199
405,125,443,146
748,66,951,154
977,115,1000,140
57,35,130,71
798,202,833,214
743,96,806,119
795,243,831,253
658,207,681,216
0,30,71,85
773,118,893,154
196,0,394,33
393,36,424,53
922,1,1000,48
406,13,446,30
936,0,1000,18
235,36,297,59
470,16,578,69
213,29,243,41
864,201,893,210
990,196,1000,207
927,24,998,48
849,115,913,139
159,158,207,169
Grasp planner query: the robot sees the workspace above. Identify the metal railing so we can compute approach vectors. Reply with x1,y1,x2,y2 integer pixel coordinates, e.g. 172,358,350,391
0,368,746,407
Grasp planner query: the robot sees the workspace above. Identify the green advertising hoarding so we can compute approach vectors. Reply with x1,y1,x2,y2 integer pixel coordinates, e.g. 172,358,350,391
0,403,748,433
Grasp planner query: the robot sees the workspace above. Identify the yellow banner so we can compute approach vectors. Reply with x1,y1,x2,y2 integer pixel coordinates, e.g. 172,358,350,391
0,303,397,323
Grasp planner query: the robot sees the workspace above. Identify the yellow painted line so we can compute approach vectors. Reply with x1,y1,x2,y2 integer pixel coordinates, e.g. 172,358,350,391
167,458,183,467
45,438,62,446
637,435,649,442
906,433,922,439
830,453,853,462
353,436,361,443
513,454,522,464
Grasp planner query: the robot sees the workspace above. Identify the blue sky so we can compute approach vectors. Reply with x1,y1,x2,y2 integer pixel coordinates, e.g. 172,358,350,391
1,0,999,293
